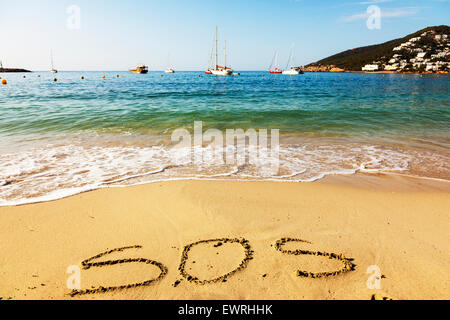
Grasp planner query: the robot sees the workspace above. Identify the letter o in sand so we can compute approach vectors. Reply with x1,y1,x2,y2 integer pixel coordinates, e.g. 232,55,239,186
178,238,254,285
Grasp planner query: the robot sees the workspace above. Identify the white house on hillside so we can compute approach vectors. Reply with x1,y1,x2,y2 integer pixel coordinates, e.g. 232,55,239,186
362,64,379,71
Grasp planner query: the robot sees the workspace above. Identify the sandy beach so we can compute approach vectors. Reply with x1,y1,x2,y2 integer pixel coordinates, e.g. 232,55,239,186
0,173,448,300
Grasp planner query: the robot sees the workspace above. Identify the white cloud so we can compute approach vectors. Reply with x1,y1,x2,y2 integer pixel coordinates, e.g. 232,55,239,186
358,0,392,4
342,7,420,21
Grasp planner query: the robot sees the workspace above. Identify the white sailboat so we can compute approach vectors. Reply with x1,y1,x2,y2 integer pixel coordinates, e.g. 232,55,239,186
209,26,233,76
50,50,58,73
282,43,303,75
165,53,175,73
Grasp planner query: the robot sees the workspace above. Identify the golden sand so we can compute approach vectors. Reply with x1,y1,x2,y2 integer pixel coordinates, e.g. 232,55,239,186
0,173,449,300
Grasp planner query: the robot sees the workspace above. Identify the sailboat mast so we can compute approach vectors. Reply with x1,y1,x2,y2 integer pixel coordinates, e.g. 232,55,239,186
269,51,277,71
224,40,227,68
286,43,295,70
290,43,295,68
215,26,218,69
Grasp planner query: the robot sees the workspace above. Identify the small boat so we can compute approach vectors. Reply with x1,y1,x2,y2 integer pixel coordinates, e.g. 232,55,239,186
282,67,304,75
129,65,149,74
50,50,58,73
269,51,282,74
165,54,175,73
208,27,233,76
205,69,212,74
270,68,282,74
281,44,303,75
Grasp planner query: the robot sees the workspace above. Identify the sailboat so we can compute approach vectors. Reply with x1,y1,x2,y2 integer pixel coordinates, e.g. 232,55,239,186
209,27,233,76
50,50,58,73
165,54,175,73
269,51,282,74
282,43,303,75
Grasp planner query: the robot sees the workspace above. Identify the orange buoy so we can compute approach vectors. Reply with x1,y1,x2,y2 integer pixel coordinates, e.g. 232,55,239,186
1,79,7,85
102,75,106,79
37,75,41,77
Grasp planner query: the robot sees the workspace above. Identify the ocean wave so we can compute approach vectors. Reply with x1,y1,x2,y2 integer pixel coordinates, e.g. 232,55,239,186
1,139,448,206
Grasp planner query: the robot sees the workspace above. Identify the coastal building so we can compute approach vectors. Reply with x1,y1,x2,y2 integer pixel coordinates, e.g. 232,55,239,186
362,64,379,71
417,52,426,59
384,65,398,71
330,67,345,72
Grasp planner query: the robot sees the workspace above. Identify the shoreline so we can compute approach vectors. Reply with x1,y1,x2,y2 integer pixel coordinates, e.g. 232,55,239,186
1,170,449,208
2,129,449,208
0,68,32,73
0,172,448,300
303,70,449,75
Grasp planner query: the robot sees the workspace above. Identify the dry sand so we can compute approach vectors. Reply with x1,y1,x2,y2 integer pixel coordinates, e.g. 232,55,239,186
0,173,449,300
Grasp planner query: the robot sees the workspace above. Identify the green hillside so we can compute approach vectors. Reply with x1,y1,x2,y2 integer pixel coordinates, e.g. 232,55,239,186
307,25,450,71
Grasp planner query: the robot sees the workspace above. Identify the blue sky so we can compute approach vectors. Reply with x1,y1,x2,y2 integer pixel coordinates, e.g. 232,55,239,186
0,0,448,70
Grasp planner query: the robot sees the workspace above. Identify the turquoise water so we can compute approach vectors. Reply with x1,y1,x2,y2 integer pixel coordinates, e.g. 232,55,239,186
1,71,449,138
0,71,449,205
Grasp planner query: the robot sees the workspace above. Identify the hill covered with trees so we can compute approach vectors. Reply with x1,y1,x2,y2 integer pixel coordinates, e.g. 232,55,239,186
305,25,450,72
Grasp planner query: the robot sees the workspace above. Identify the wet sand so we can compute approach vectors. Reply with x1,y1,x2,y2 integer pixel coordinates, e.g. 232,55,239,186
0,173,449,300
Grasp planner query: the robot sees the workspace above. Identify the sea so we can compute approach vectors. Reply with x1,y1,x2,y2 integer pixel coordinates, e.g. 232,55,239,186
0,71,448,205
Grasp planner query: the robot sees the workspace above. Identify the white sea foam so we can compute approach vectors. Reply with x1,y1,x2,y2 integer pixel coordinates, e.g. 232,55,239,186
0,140,448,206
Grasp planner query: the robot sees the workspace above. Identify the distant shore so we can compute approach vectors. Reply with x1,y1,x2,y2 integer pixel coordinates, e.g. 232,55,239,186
303,69,449,75
0,68,32,73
